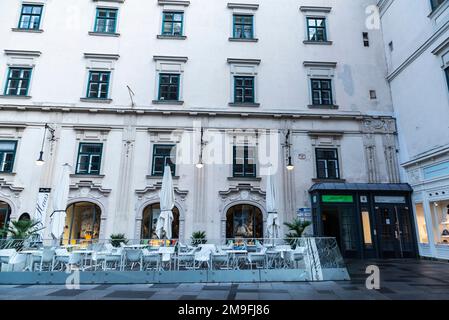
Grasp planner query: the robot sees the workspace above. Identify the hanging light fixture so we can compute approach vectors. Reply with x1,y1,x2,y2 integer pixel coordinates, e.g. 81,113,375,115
285,130,294,171
196,127,205,169
36,124,55,166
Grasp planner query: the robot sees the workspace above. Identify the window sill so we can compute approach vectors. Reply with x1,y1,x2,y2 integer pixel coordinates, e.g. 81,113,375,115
308,104,338,110
80,98,113,104
312,178,346,183
88,31,120,37
303,40,333,45
0,95,31,99
0,172,16,176
229,102,260,107
70,174,105,179
11,28,44,33
229,37,258,43
157,35,187,40
146,175,180,180
228,177,262,182
152,100,184,105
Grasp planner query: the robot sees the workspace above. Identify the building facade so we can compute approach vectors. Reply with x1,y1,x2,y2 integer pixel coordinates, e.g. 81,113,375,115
0,0,414,258
379,0,449,260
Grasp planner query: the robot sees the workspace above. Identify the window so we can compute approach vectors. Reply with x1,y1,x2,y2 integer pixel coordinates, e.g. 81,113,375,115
152,144,176,176
316,148,340,179
86,71,110,99
311,79,333,105
431,0,446,11
158,74,180,101
4,67,32,96
369,90,377,100
233,15,254,39
162,12,184,36
234,76,254,103
94,8,118,33
18,4,43,30
415,203,429,244
76,143,103,175
0,141,17,173
362,32,370,47
307,17,327,42
233,145,256,178
361,209,373,248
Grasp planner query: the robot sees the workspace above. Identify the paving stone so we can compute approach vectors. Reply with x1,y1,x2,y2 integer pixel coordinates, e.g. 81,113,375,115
104,290,156,299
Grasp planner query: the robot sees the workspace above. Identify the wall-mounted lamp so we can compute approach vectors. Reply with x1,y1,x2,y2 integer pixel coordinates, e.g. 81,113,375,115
285,130,294,171
36,124,55,166
196,127,205,169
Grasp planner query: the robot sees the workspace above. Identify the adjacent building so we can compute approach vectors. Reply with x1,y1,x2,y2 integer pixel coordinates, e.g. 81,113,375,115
0,0,417,259
379,0,449,260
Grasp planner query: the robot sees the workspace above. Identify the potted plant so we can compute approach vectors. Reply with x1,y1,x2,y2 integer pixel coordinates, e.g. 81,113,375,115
284,219,311,246
190,231,207,246
109,233,128,248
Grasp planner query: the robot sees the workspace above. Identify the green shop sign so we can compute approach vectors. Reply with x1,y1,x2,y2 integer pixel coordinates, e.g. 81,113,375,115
322,195,354,203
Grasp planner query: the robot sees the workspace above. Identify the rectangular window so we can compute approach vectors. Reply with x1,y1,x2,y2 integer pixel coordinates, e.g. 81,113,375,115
415,203,429,244
18,4,43,30
361,210,373,248
233,15,254,39
234,76,254,103
0,141,17,173
445,67,449,92
86,71,110,99
158,74,180,101
162,12,184,36
431,0,446,11
311,79,333,105
76,143,103,175
233,145,256,178
152,144,176,176
94,8,118,33
316,148,340,179
307,17,327,42
4,67,32,96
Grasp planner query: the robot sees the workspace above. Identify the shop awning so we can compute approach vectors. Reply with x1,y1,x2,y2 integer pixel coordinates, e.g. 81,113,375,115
309,182,413,192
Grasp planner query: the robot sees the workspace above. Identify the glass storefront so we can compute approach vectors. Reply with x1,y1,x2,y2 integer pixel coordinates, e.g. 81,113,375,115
63,202,101,245
430,201,449,245
226,204,263,239
141,203,179,239
0,201,11,238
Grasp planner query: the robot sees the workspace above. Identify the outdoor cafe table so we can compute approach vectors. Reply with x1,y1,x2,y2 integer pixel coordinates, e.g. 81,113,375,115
226,250,248,270
72,250,94,270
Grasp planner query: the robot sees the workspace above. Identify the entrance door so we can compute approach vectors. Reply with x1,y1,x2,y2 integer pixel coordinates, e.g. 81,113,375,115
375,205,415,258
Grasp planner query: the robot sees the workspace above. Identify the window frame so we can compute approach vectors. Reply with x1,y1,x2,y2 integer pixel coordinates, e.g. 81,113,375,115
232,145,257,178
75,143,103,176
306,17,327,42
86,70,111,99
94,7,118,34
158,73,180,101
151,144,176,176
0,141,18,173
310,78,334,106
431,0,447,11
18,4,43,30
234,76,255,104
3,67,32,96
233,14,254,39
315,148,340,180
161,11,184,37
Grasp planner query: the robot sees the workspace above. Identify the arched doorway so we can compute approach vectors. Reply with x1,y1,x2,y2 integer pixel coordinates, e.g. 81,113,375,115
226,204,263,239
63,202,101,244
141,203,179,239
0,201,11,238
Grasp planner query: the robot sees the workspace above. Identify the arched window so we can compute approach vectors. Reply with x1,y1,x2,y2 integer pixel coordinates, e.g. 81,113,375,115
18,212,31,221
63,202,101,244
226,204,263,239
141,203,179,239
0,201,11,238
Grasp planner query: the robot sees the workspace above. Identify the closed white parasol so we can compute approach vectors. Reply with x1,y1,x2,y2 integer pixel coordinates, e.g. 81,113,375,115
156,165,175,239
266,166,280,239
50,163,71,240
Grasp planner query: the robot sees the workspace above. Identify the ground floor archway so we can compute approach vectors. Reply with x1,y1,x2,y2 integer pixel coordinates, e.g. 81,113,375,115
226,204,263,239
0,201,11,238
141,203,180,239
63,202,101,245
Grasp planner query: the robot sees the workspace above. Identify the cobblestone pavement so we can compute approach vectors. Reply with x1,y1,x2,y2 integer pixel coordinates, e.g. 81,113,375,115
0,259,448,300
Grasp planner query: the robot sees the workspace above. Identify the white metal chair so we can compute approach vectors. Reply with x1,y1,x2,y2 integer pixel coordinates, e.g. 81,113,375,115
266,250,281,269
51,248,69,271
31,248,55,271
211,248,229,270
142,249,161,271
0,249,17,271
158,247,175,270
194,244,215,270
290,246,306,269
122,248,143,271
248,246,267,269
